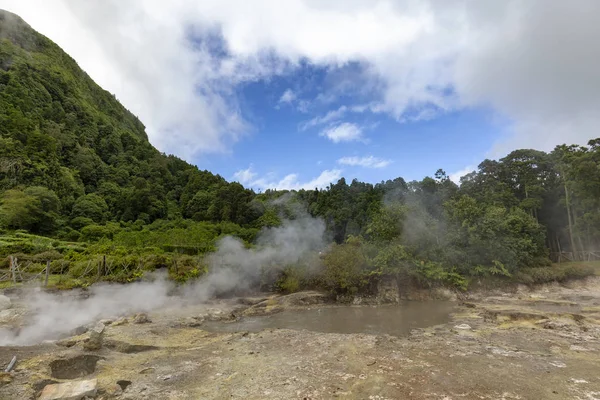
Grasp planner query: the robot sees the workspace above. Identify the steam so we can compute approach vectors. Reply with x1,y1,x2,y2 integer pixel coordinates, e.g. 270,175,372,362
0,277,173,345
0,215,326,345
184,215,325,302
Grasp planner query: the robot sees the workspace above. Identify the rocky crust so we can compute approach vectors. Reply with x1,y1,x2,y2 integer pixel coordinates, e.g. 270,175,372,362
1,277,599,399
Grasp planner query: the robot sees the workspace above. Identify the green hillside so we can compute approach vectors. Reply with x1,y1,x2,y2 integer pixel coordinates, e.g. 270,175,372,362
0,10,256,231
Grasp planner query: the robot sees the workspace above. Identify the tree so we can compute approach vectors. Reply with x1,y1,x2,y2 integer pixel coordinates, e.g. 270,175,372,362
70,193,108,223
0,186,60,232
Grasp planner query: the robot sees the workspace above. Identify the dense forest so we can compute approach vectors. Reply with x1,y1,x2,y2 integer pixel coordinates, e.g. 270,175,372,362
0,10,598,293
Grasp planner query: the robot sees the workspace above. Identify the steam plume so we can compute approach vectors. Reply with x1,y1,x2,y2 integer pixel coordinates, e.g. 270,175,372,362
0,215,325,345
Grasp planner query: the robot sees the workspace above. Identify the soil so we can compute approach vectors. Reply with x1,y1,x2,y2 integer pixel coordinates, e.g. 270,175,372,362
1,278,600,400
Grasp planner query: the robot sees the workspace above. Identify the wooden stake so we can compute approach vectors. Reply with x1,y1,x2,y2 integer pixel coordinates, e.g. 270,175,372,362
45,260,50,287
9,256,15,284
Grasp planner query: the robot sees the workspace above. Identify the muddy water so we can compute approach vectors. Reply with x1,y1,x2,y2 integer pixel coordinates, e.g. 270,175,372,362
203,301,455,336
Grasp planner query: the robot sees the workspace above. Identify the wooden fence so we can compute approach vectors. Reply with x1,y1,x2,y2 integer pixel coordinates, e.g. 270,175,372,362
0,255,145,287
550,251,600,263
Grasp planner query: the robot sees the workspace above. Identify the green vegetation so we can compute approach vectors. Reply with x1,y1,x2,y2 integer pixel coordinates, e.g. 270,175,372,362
0,10,598,294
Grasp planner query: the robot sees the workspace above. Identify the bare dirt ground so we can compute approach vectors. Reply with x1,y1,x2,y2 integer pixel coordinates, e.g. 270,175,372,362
1,278,600,400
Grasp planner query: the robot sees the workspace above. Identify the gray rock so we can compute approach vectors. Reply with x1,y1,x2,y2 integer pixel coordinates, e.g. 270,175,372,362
133,313,151,324
105,382,123,396
0,309,19,323
0,295,11,311
83,322,105,351
112,317,128,326
38,378,97,400
70,326,88,336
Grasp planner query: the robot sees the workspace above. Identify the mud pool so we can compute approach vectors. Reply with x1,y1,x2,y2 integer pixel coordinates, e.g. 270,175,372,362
202,301,456,336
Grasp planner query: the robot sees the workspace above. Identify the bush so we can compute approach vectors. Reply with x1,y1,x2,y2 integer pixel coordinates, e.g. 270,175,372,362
322,241,370,295
274,265,308,293
81,224,111,242
515,263,595,284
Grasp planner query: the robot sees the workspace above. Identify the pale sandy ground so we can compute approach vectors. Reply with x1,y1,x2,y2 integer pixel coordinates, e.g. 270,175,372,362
1,278,600,400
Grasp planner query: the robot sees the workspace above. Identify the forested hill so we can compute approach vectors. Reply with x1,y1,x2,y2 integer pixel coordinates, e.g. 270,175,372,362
0,9,256,231
1,10,600,291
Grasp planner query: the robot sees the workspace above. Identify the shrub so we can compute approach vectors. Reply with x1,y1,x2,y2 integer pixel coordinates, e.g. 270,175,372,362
515,263,595,284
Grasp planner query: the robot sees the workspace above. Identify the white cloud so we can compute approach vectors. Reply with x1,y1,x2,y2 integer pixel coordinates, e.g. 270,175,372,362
337,155,391,169
232,165,257,184
232,167,342,190
449,165,476,184
278,88,296,104
2,1,600,160
320,122,364,143
300,106,348,130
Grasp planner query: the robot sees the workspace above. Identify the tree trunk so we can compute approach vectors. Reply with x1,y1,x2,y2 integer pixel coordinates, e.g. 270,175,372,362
564,180,578,255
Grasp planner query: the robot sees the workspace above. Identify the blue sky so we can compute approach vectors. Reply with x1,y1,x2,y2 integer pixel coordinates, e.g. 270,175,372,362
204,64,502,188
4,1,599,190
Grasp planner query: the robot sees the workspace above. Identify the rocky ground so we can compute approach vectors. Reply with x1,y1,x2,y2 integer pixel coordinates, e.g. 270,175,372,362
0,279,600,400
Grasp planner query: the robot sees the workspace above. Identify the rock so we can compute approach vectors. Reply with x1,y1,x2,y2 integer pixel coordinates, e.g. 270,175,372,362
569,378,588,384
112,317,128,326
56,338,78,348
0,295,11,311
133,313,151,324
33,379,59,392
104,383,123,397
0,309,19,324
278,291,329,306
433,287,457,301
83,322,105,351
139,367,155,374
569,344,590,352
71,325,89,336
39,379,97,400
549,361,567,368
179,317,204,328
99,319,113,326
537,320,573,330
0,372,13,386
376,277,400,303
454,324,472,330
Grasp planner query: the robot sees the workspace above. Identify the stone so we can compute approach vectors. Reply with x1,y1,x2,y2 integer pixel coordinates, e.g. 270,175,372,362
99,319,113,326
39,379,97,400
0,309,19,323
83,322,105,351
569,378,588,384
112,317,128,326
71,326,89,336
454,324,472,330
569,344,590,352
0,372,13,386
538,320,572,330
0,295,11,311
104,383,123,396
133,313,151,324
179,317,204,328
56,338,78,348
549,361,566,368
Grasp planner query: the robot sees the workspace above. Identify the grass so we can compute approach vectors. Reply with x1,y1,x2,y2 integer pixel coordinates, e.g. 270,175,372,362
0,274,94,290
514,261,599,285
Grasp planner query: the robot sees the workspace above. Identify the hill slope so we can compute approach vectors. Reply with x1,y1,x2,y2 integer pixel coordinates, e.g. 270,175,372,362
0,10,256,231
